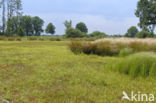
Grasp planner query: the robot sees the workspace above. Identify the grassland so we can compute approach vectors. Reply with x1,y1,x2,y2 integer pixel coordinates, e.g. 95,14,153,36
0,40,156,103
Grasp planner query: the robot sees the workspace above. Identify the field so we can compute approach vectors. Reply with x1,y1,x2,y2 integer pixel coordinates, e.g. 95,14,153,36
0,40,156,103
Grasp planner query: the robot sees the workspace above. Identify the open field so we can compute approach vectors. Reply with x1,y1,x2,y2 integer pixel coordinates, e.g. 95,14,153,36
0,41,156,103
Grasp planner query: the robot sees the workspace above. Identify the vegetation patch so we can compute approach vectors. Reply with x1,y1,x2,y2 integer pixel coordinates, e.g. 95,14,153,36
115,52,156,78
69,40,156,56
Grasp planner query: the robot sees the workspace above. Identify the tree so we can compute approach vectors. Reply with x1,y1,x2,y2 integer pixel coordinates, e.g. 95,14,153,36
45,23,55,35
20,15,33,36
135,0,156,34
64,20,72,29
90,31,107,38
76,22,88,33
32,16,44,36
17,27,24,36
65,28,85,38
136,30,153,38
125,26,138,37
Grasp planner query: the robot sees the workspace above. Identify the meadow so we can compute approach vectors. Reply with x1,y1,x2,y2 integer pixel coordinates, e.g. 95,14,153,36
0,38,156,103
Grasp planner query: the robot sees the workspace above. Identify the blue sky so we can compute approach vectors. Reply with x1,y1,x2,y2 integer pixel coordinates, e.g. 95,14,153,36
22,0,139,35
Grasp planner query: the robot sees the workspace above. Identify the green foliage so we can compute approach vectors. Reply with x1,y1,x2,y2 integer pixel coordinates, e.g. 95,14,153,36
119,48,133,57
75,22,88,33
32,16,44,36
64,20,72,29
45,23,55,35
27,37,38,41
6,15,44,36
90,31,107,38
136,30,153,38
116,53,156,78
65,28,86,38
125,26,138,37
135,0,156,34
17,27,24,37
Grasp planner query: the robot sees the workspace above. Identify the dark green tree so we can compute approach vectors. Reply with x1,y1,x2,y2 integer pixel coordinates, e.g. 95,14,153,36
76,22,88,33
64,20,72,29
17,27,24,36
125,26,138,37
32,16,44,36
135,0,156,34
45,23,55,35
136,30,153,38
20,15,33,36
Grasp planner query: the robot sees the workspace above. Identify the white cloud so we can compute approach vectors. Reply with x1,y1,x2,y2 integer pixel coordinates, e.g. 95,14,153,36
27,13,139,35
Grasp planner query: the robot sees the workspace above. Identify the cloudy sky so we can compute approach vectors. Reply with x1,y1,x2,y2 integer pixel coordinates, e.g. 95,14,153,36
22,0,139,35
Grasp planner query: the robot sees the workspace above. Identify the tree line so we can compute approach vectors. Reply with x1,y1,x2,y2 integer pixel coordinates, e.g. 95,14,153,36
0,0,156,38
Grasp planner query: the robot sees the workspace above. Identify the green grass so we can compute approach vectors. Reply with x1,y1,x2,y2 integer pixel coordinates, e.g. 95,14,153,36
0,41,155,103
115,52,156,78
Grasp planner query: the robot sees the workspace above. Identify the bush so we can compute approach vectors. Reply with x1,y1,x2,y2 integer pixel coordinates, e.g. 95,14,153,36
65,28,86,38
116,53,156,78
27,37,38,41
90,31,107,38
95,42,119,56
8,37,16,41
68,41,83,54
128,41,149,52
136,31,153,38
16,38,22,41
39,38,44,41
0,36,6,41
119,48,133,57
69,41,120,56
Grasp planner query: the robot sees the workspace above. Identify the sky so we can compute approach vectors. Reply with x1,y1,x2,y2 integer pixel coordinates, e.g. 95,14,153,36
22,0,139,35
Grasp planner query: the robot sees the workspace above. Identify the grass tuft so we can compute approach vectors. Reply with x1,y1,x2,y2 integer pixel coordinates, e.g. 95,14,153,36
116,52,156,78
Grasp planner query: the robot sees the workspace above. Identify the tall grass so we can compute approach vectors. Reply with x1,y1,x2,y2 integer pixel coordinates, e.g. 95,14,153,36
115,52,156,78
69,39,156,56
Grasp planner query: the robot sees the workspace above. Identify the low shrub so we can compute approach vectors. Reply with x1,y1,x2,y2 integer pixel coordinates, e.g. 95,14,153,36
39,38,44,41
56,38,61,41
116,52,156,78
8,37,16,41
16,38,22,41
95,42,120,56
68,41,83,54
0,36,6,40
27,37,38,41
128,41,149,52
69,41,120,56
136,31,153,38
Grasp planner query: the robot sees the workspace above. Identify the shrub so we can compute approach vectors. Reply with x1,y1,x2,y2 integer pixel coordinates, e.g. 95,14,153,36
0,36,6,41
16,38,22,41
27,37,38,41
82,43,97,54
39,38,44,41
90,31,107,38
119,48,133,57
68,41,83,54
136,31,153,38
65,28,86,38
49,38,61,41
69,41,120,56
128,41,149,52
8,37,16,41
116,53,156,78
56,38,61,41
